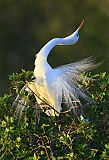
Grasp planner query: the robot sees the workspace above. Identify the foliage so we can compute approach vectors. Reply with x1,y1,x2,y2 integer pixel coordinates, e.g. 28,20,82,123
0,70,109,159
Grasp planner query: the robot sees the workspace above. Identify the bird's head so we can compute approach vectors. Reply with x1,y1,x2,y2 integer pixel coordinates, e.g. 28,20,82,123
38,20,84,58
63,20,84,45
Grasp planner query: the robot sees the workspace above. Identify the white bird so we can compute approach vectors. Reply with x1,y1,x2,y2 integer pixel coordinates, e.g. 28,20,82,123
14,20,98,118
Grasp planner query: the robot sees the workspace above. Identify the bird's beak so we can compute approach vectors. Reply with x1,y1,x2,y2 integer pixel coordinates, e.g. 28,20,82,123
77,20,84,31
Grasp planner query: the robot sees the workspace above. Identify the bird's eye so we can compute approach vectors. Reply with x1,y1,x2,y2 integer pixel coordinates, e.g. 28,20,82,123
77,33,79,37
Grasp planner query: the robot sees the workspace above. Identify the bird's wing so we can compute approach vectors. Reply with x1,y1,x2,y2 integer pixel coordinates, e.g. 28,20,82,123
54,56,98,106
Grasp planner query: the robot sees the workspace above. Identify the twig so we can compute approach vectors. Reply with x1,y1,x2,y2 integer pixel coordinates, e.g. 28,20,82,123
40,136,51,160
60,106,79,114
62,100,80,103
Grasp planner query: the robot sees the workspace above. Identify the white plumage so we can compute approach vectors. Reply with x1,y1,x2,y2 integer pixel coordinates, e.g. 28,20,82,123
14,20,98,117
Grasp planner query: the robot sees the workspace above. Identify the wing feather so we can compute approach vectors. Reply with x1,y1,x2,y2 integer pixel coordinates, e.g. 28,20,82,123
54,56,99,107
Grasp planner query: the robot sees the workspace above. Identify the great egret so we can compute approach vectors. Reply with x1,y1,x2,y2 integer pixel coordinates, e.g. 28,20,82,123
14,20,98,117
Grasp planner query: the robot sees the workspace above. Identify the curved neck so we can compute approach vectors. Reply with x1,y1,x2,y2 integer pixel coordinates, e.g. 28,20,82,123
38,30,79,60
40,38,61,59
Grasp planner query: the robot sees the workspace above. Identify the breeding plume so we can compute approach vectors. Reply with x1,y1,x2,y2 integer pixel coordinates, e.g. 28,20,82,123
14,20,97,117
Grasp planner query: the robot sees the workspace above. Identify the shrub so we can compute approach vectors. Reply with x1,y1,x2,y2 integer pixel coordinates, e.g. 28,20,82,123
0,70,109,159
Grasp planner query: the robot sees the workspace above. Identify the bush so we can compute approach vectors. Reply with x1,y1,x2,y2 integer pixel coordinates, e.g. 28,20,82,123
0,70,109,159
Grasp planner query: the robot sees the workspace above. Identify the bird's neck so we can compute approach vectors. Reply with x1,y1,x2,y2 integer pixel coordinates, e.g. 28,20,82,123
37,30,79,60
38,38,61,59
